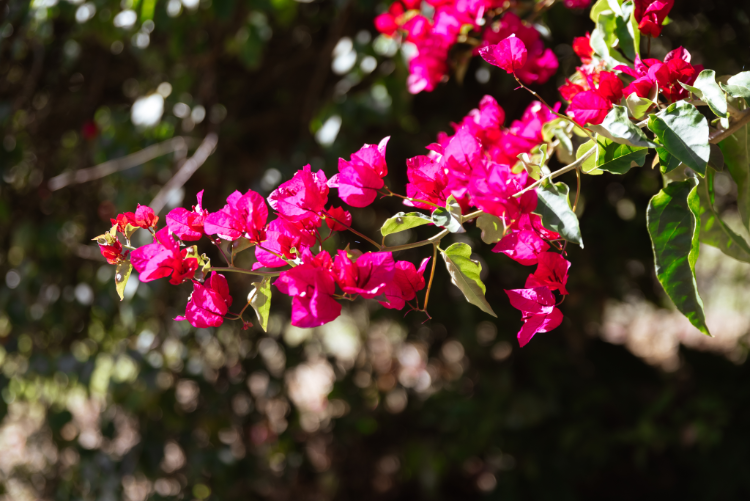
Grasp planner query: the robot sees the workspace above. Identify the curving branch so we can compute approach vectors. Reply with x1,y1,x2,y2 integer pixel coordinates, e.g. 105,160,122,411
48,136,198,191
149,133,219,214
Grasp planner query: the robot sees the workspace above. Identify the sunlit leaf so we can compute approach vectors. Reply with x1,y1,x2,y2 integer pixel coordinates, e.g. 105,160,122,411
115,261,133,301
679,70,728,118
248,277,272,332
647,101,710,175
441,243,496,317
381,212,432,237
534,182,584,247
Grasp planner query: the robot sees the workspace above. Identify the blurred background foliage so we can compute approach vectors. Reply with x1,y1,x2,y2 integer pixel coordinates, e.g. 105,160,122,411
2,0,750,499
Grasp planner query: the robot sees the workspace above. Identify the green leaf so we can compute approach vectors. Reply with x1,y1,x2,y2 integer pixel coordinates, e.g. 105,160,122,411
589,105,656,148
248,277,272,332
718,123,750,230
656,146,682,174
115,261,132,301
476,213,505,244
646,178,710,336
696,169,750,263
625,92,654,120
647,101,710,175
679,70,728,118
380,212,432,237
431,195,465,233
613,8,637,61
577,140,599,174
622,0,640,57
589,0,611,22
595,137,649,174
590,12,629,66
440,243,496,317
534,182,584,247
721,71,750,104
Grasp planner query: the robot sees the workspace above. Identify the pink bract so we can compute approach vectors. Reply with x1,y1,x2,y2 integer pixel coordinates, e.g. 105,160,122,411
166,190,208,241
329,137,390,208
204,189,268,242
525,252,571,295
175,272,233,328
268,164,329,224
380,258,431,311
131,228,198,285
333,251,396,298
274,250,341,328
478,35,527,74
505,286,564,347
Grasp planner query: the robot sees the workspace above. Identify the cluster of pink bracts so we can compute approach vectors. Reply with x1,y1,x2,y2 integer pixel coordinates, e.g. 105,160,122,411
374,0,570,94
97,90,573,347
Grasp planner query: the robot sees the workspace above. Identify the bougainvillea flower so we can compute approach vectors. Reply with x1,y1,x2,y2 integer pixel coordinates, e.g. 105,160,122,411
567,90,614,126
374,1,405,36
564,0,591,10
98,239,125,264
253,217,316,269
204,189,268,243
380,257,431,310
111,205,159,233
407,34,451,94
615,47,701,103
328,137,389,208
166,190,209,241
325,206,353,232
130,228,199,284
566,70,623,125
479,35,527,74
402,14,431,43
572,33,593,64
492,214,558,265
274,250,341,328
458,94,505,145
333,251,396,298
525,252,571,294
175,272,233,328
405,154,450,210
268,164,329,224
633,0,674,38
505,287,564,347
478,12,558,85
468,163,531,222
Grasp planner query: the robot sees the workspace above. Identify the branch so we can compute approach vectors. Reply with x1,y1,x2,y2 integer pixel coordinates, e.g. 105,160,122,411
383,229,450,253
48,136,198,191
512,146,595,198
710,108,750,144
149,133,219,214
209,266,284,277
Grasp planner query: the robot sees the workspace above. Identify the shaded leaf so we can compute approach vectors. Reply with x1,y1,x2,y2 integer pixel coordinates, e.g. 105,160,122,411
721,71,750,104
596,137,649,174
646,178,710,336
718,123,750,230
248,277,272,332
441,243,496,317
381,212,432,237
626,92,654,119
696,168,750,263
534,182,584,247
648,101,709,175
431,195,465,233
477,213,505,244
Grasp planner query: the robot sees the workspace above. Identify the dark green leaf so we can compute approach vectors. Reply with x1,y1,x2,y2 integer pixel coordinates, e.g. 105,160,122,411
646,178,710,336
647,101,710,174
441,243,496,317
679,70,728,118
596,137,648,174
656,145,682,174
718,123,750,230
534,182,584,247
381,212,432,237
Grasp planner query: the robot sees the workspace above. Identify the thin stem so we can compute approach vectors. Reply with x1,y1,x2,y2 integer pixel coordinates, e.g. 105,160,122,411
512,147,596,199
462,209,484,223
209,266,284,277
572,167,581,213
382,187,443,210
257,244,296,266
383,228,450,253
513,75,596,142
324,210,382,250
422,244,438,312
710,108,750,144
212,238,231,266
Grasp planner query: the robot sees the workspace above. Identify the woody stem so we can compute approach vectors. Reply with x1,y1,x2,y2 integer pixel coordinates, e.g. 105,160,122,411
382,187,443,209
572,167,581,213
383,228,450,253
324,211,382,250
512,147,596,199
